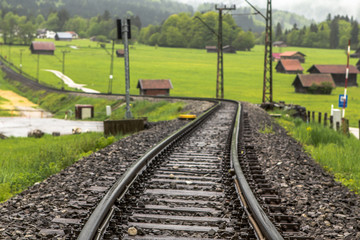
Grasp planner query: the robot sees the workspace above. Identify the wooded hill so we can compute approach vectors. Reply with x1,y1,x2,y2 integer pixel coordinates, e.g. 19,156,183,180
0,0,193,26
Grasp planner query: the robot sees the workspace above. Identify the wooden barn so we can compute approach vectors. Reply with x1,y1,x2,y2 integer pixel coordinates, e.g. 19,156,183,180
292,74,335,94
275,59,303,74
137,79,173,96
272,53,281,61
307,65,359,87
55,32,73,41
223,45,236,53
350,48,360,58
29,42,55,55
205,45,236,53
280,51,306,63
116,49,124,57
273,41,287,47
206,46,217,53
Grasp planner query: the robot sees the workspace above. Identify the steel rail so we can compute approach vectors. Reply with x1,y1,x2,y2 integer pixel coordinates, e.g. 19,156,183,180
77,101,220,240
231,102,284,240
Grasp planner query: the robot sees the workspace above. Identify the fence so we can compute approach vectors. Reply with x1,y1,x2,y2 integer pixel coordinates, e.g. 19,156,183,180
306,110,354,137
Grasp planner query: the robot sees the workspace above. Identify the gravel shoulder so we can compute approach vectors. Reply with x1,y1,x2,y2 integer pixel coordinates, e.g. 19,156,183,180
243,102,360,239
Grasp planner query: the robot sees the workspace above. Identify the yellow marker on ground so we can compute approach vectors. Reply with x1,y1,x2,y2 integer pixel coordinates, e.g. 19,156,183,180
178,114,197,120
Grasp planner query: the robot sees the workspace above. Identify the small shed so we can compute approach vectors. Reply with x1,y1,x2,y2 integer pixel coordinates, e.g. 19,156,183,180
280,51,306,63
137,79,173,96
275,59,303,74
223,45,236,54
116,49,124,57
67,31,79,39
55,32,73,41
75,104,94,119
273,41,287,47
292,74,336,94
350,48,360,58
307,65,359,87
29,42,55,55
272,53,281,61
206,46,217,53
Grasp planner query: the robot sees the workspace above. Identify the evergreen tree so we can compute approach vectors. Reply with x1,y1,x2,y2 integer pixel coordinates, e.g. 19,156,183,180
350,21,359,48
330,19,339,49
275,22,282,40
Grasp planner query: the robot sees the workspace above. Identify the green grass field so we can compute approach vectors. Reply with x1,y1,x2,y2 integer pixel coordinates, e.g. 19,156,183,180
2,40,360,126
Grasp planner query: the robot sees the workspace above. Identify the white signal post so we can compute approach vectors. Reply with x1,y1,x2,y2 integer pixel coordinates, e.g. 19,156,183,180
342,40,350,118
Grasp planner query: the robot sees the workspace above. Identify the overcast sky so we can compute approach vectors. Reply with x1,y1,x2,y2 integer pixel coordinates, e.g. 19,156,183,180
180,0,360,22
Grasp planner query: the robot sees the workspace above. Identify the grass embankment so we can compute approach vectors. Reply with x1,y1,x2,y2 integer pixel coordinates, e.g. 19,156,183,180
0,133,118,202
276,115,360,193
2,40,360,126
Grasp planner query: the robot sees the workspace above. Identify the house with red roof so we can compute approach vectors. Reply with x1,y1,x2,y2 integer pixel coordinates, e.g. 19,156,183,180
29,42,55,55
280,51,306,63
137,79,173,96
307,65,359,87
272,53,281,61
275,59,303,74
292,74,336,94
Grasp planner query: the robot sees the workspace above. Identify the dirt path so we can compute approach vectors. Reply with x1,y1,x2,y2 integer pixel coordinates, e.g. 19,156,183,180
44,70,100,93
0,90,51,117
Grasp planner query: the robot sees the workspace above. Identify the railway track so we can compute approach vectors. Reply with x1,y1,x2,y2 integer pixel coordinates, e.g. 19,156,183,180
77,101,287,239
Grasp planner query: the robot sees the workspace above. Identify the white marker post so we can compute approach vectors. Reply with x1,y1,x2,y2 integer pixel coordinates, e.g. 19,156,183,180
342,40,350,118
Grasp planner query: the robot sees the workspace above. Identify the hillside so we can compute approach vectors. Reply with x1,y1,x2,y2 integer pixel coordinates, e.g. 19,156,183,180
197,5,314,33
0,0,193,26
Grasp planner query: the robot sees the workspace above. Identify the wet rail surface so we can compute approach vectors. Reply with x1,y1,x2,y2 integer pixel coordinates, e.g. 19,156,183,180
105,102,249,239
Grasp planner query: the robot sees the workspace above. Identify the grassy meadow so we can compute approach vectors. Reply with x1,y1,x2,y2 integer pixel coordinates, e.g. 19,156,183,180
2,39,360,126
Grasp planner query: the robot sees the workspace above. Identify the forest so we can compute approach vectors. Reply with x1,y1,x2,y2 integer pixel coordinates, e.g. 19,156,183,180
0,0,193,27
0,2,359,51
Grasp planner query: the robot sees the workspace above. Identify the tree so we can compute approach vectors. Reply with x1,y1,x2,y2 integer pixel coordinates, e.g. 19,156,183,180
46,12,60,31
350,21,359,48
57,8,70,30
18,20,36,45
233,31,255,51
275,22,282,40
1,12,19,44
330,19,339,48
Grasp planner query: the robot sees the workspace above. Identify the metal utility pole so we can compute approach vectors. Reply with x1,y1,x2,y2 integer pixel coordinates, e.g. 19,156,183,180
61,50,70,90
118,19,133,119
37,54,40,82
245,0,273,103
19,49,24,74
215,4,236,99
108,40,115,94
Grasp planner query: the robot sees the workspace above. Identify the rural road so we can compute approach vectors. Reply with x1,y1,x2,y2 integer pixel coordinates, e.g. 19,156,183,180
44,69,100,93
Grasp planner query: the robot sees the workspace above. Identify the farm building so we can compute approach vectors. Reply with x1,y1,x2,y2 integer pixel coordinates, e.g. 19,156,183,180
350,48,360,58
275,59,303,74
307,65,359,87
67,31,79,39
205,46,217,53
205,45,236,53
292,74,335,94
280,51,306,63
55,32,73,41
137,79,173,96
223,45,236,53
272,53,281,61
273,41,287,47
116,49,124,57
29,42,55,55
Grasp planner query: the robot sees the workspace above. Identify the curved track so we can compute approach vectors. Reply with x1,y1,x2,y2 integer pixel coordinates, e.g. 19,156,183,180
78,101,286,239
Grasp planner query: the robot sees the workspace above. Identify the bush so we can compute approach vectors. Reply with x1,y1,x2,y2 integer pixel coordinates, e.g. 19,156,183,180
308,82,334,94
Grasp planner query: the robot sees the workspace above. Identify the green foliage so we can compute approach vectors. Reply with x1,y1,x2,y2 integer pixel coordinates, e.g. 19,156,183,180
0,133,122,202
277,117,360,193
110,100,186,122
139,12,246,50
232,31,255,51
307,82,334,94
